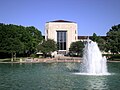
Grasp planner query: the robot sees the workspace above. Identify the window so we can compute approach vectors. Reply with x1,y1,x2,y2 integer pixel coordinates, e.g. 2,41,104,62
57,31,66,50
46,30,48,34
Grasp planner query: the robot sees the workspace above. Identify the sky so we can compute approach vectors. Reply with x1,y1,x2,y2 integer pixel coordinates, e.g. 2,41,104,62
0,0,120,36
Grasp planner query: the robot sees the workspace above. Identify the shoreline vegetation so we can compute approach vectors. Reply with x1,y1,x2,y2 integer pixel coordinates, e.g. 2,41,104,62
0,56,120,63
1,23,120,64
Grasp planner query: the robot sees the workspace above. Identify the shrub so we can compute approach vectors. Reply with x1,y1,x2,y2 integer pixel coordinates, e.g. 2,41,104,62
103,54,120,60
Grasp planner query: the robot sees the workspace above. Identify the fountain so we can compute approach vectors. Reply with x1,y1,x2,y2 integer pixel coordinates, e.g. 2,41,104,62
76,38,110,75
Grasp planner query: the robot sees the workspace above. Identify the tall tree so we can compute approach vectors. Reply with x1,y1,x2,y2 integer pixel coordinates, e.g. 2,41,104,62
0,24,24,60
0,23,43,59
106,24,120,54
69,41,84,56
91,33,98,42
26,26,43,54
37,39,57,57
91,33,106,51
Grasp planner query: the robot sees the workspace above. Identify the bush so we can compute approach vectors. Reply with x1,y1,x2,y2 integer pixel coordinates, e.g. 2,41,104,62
111,54,120,59
30,54,39,58
103,54,120,60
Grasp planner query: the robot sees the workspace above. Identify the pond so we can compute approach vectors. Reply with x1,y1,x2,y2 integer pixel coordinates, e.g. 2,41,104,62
0,62,120,90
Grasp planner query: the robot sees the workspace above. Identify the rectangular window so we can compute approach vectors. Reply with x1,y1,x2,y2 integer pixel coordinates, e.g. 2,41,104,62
57,31,66,50
75,30,76,34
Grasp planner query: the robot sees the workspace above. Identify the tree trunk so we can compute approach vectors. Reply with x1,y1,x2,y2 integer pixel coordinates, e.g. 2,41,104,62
11,53,14,62
14,52,16,61
11,52,16,62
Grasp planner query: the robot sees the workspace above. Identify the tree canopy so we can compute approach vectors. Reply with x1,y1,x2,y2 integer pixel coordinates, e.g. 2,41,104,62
69,41,84,56
0,23,43,59
91,33,106,51
106,24,120,54
37,39,57,57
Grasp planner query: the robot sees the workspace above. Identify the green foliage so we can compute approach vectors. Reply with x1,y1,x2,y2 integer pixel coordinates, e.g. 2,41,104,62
37,39,57,57
69,41,84,56
106,24,120,54
103,54,120,61
110,54,120,60
0,23,43,59
91,33,98,42
30,54,39,58
91,33,106,51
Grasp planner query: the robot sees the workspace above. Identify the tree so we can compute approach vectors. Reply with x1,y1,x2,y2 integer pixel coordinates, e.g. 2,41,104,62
69,41,84,56
5,38,24,61
26,26,43,53
91,33,98,42
0,23,43,59
106,24,120,54
91,33,106,51
97,37,106,51
0,24,24,60
37,39,57,57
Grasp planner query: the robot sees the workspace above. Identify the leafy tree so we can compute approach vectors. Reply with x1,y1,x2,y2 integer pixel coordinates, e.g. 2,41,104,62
91,33,98,42
5,38,24,61
0,23,43,59
0,24,24,60
19,26,43,55
91,33,106,51
69,41,84,56
26,26,43,52
37,39,57,57
106,24,120,54
97,37,106,51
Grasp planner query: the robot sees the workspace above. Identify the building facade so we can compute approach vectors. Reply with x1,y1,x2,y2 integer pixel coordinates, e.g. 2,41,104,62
45,20,78,54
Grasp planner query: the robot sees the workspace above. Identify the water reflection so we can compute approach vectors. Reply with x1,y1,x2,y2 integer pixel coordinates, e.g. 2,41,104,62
85,76,108,90
0,63,120,90
65,63,78,71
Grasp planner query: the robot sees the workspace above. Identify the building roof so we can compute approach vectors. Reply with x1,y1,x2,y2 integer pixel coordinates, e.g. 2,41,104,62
78,36,89,39
47,20,76,23
78,36,107,40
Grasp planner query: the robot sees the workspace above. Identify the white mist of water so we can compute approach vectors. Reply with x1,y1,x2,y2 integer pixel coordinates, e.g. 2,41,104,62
78,39,110,75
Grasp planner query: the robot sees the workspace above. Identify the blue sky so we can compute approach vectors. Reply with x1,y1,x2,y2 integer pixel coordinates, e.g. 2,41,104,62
0,0,120,36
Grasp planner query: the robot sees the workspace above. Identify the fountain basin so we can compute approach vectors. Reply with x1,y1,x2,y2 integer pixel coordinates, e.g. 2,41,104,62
0,63,120,90
74,72,111,76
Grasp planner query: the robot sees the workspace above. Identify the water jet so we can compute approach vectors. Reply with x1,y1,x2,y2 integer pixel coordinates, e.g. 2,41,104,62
76,38,110,75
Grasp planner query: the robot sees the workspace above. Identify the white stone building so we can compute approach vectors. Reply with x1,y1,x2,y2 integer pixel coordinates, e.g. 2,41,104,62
45,20,78,54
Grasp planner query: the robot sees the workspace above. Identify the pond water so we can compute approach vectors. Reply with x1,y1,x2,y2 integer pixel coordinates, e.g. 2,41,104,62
0,62,120,90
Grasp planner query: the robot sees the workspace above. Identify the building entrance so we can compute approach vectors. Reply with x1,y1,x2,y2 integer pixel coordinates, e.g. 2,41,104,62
57,31,66,51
